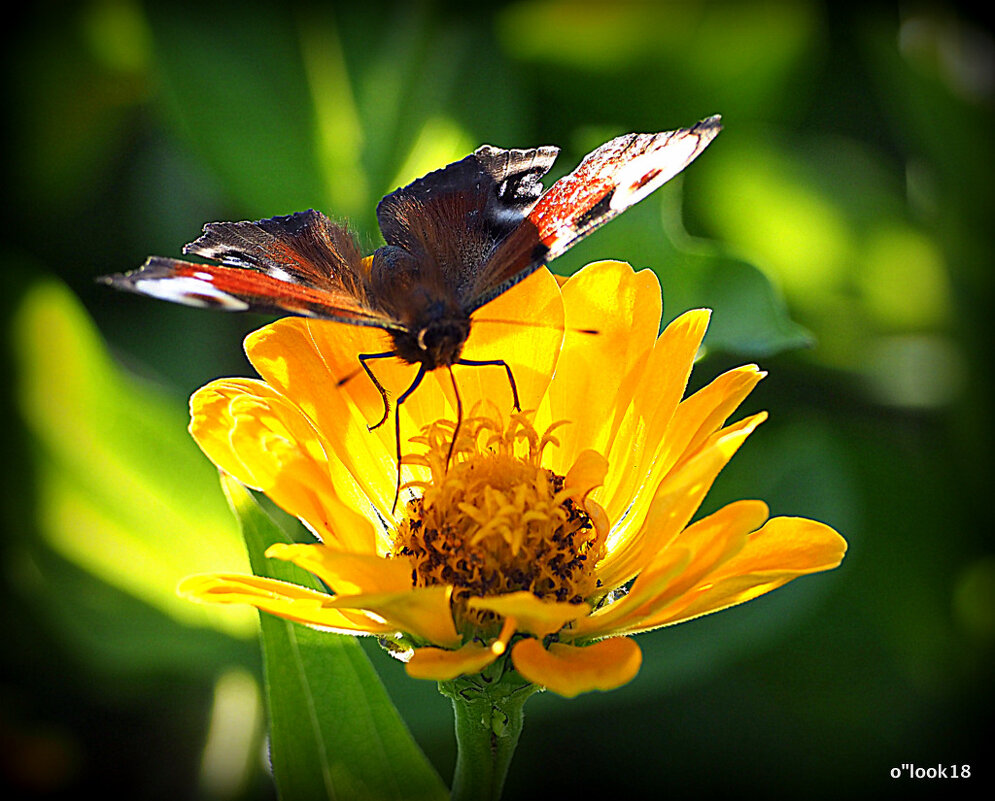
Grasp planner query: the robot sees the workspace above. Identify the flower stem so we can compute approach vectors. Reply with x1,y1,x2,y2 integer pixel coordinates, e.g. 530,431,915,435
439,664,538,801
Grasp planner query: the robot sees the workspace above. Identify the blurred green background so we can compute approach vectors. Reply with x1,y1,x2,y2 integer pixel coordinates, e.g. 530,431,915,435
2,1,991,799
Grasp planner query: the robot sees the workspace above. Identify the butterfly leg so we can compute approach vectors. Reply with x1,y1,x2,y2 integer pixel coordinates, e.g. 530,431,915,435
391,363,428,514
357,351,395,430
445,366,463,470
455,358,521,411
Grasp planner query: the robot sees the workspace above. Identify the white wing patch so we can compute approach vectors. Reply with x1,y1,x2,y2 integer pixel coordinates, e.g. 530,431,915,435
265,266,299,284
610,125,720,213
133,275,251,310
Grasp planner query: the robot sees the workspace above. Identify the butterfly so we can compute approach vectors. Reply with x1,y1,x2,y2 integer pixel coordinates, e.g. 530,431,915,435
101,115,722,508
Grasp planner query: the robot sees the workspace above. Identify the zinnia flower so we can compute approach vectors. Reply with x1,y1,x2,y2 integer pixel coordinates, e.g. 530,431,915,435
179,260,846,698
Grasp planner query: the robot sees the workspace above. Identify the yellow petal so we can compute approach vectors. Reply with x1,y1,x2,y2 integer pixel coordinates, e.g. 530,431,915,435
563,449,609,498
511,637,642,698
405,641,499,680
244,319,402,521
468,591,589,637
599,308,712,523
456,267,565,417
178,574,393,634
636,516,847,630
545,261,662,473
296,315,449,446
324,585,462,649
264,543,414,595
563,449,611,554
652,499,769,572
189,379,378,554
568,546,690,640
603,366,765,570
189,378,294,487
597,412,767,590
662,364,767,478
247,318,396,434
571,500,768,639
231,438,373,554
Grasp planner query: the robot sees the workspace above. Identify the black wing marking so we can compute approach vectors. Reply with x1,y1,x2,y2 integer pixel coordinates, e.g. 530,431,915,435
472,144,560,234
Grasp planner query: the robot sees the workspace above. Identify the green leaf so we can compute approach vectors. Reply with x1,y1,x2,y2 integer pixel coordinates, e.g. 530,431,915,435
145,2,327,215
220,474,448,801
552,186,811,357
12,279,255,638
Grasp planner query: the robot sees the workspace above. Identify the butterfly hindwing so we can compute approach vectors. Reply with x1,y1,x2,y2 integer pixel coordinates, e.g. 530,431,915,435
374,145,559,304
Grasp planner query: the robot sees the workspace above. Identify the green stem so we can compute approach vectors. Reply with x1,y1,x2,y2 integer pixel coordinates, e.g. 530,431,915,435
439,664,538,801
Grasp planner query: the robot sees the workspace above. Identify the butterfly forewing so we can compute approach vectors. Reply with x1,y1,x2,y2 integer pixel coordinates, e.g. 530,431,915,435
529,115,722,262
102,210,400,327
463,116,722,311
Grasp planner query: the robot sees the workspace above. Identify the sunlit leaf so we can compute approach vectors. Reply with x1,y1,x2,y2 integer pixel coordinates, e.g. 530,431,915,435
13,279,255,638
689,127,958,369
143,2,508,240
297,5,369,219
222,475,448,801
496,1,818,123
552,186,811,357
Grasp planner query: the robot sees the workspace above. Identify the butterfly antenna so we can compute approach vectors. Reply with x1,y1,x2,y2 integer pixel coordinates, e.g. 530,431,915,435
471,317,600,337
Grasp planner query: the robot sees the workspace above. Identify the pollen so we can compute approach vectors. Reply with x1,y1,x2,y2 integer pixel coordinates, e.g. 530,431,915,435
394,407,607,633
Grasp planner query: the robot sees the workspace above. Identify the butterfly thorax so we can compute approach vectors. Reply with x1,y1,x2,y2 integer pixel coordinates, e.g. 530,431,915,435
370,245,471,370
389,311,471,370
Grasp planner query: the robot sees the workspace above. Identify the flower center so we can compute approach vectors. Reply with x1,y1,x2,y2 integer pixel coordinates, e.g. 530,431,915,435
394,409,605,632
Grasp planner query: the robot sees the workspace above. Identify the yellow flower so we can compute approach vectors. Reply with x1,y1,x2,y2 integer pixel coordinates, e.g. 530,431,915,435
179,260,846,698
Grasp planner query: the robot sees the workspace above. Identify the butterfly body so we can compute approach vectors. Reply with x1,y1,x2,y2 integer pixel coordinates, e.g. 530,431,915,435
101,117,723,503
364,244,470,370
388,311,469,371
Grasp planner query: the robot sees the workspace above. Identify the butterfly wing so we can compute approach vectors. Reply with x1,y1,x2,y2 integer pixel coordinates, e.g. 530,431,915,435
463,115,722,312
530,115,722,261
103,119,721,325
101,210,398,328
373,145,559,305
